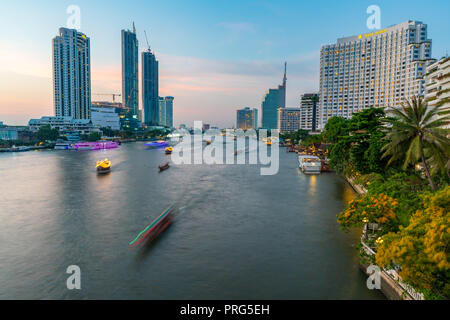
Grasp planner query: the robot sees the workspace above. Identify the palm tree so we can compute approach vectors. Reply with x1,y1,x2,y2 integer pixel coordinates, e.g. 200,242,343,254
382,96,450,191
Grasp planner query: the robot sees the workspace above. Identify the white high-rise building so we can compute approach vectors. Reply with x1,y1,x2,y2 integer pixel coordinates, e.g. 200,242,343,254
52,28,91,119
319,21,433,129
425,57,450,128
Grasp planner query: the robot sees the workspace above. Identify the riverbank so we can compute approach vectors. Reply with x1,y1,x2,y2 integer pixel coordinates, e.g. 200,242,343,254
343,175,425,300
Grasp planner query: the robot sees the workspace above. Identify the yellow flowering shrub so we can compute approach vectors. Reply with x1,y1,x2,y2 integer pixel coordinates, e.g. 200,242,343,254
338,193,399,232
376,186,450,299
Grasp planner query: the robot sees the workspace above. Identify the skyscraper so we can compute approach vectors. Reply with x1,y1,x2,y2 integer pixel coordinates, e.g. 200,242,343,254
121,23,139,118
52,27,91,119
142,49,159,125
158,96,174,128
319,21,433,129
261,63,287,129
300,93,319,131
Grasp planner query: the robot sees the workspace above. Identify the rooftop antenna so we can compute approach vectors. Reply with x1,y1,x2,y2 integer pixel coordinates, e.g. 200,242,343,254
132,22,136,34
144,30,151,51
283,62,287,87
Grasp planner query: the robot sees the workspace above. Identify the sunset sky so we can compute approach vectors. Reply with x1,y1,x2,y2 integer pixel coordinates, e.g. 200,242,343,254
1,0,449,127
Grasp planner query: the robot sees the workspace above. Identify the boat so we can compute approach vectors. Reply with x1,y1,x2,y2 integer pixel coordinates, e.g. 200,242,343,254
321,159,331,172
54,142,70,150
129,205,176,249
205,140,212,145
159,162,170,172
145,140,169,148
96,158,111,174
298,155,322,175
72,141,119,151
10,146,30,152
165,147,173,154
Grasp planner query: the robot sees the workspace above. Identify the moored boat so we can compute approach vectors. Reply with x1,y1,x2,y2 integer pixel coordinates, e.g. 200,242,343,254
96,158,111,174
298,155,322,175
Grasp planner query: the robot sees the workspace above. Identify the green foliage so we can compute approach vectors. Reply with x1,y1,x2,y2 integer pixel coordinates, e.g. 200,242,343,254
324,116,350,143
101,127,120,137
87,132,102,142
365,172,427,226
36,125,59,142
376,186,450,299
300,133,325,147
382,96,450,191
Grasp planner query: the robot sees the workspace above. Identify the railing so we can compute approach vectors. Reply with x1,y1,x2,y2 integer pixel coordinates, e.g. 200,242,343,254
361,235,425,300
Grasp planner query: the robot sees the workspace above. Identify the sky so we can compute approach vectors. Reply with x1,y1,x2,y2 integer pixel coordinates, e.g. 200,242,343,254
0,0,449,127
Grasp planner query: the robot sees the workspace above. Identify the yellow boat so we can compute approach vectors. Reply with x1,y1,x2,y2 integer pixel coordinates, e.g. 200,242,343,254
96,158,111,174
165,147,173,155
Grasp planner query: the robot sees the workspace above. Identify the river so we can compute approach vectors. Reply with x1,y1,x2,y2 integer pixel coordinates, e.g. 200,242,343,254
0,142,384,299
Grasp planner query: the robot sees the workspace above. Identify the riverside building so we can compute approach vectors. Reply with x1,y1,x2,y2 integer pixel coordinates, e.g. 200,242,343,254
319,21,433,129
300,93,319,131
52,28,91,120
277,108,301,134
425,56,450,128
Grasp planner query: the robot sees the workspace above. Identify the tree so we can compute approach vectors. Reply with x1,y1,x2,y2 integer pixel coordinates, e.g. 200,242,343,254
87,132,102,142
36,125,59,142
324,116,350,143
376,186,450,299
382,96,450,191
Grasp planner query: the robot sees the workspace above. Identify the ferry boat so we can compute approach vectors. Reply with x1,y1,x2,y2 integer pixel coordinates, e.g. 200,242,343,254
54,142,71,150
71,141,119,151
129,205,176,249
145,140,169,148
298,155,322,174
96,158,111,174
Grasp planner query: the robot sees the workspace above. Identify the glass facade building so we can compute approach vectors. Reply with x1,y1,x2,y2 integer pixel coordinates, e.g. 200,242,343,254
142,49,159,125
261,63,287,129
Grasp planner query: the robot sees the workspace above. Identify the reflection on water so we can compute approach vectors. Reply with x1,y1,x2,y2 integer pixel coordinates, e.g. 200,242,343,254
0,144,384,300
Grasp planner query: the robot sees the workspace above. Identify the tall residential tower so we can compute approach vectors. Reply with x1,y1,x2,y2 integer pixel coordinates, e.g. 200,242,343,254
121,23,139,118
319,21,433,129
142,48,159,126
52,27,91,119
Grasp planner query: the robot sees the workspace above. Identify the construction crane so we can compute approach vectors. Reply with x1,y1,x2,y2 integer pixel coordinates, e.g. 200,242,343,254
93,93,122,103
144,30,151,51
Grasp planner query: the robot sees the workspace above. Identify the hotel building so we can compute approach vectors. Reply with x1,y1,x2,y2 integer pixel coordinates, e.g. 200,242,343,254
277,108,301,134
425,57,450,128
52,28,91,119
319,21,433,129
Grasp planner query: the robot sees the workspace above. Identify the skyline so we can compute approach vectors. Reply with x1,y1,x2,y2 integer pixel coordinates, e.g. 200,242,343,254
1,0,450,127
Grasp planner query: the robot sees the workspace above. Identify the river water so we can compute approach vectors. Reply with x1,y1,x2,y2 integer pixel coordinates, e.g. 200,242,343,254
0,142,384,299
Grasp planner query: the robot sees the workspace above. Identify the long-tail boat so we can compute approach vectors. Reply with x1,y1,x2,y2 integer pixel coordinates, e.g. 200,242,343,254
159,162,170,172
129,206,175,249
